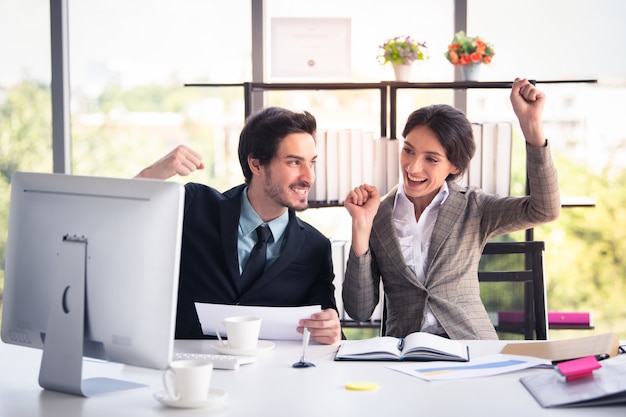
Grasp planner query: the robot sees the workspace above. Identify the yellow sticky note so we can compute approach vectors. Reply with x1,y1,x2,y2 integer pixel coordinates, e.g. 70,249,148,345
345,381,380,391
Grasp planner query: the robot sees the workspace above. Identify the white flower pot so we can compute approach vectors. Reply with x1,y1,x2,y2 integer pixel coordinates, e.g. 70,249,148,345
393,64,413,82
461,64,481,81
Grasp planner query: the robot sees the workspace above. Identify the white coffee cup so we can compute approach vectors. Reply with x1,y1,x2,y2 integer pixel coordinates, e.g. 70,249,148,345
163,359,213,402
216,316,262,350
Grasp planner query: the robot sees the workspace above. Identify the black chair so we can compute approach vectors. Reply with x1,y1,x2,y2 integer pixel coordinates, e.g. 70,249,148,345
478,241,548,340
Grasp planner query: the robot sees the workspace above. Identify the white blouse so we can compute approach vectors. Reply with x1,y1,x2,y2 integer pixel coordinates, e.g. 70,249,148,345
392,182,449,334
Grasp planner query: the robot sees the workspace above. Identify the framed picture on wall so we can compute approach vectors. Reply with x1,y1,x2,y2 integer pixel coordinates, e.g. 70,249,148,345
270,17,351,80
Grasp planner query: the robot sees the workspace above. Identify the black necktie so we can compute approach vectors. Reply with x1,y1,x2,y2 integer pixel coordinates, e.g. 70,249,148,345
240,224,272,292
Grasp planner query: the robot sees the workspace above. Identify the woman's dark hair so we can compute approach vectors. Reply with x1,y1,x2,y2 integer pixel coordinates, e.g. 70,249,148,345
238,107,317,183
401,104,475,181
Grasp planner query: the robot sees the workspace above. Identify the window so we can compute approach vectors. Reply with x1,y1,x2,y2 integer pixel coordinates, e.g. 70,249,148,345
2,0,626,340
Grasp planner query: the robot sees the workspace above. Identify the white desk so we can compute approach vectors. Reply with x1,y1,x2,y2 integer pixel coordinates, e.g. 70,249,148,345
0,339,623,416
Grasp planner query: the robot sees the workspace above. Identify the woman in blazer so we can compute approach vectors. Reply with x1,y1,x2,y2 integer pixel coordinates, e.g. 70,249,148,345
343,78,560,340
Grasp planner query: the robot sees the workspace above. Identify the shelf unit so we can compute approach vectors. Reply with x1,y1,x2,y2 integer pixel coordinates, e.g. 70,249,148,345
185,79,597,140
185,79,598,213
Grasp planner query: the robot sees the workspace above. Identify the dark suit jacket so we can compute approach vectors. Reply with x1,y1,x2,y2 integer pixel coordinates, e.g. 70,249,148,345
175,183,337,338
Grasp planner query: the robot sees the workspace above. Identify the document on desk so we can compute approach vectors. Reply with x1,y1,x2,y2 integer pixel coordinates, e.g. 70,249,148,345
388,354,550,381
195,302,321,340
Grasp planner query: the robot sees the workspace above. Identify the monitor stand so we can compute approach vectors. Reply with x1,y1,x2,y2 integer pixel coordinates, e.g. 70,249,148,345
38,235,147,397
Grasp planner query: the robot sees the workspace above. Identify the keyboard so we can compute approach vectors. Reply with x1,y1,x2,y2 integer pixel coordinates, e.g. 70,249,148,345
173,352,257,370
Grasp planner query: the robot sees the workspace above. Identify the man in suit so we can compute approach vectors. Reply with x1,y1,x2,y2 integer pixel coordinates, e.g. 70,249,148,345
136,107,341,344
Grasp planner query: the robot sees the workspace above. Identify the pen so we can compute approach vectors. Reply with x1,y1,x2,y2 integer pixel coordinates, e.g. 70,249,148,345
397,338,404,351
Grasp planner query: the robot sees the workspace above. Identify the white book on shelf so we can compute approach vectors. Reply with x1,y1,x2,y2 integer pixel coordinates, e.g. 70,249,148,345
337,129,352,204
349,129,363,196
456,166,470,188
480,122,498,194
372,137,388,195
468,123,483,188
386,138,400,194
331,239,347,320
454,123,471,188
361,131,375,186
325,129,340,204
311,129,327,202
495,122,513,196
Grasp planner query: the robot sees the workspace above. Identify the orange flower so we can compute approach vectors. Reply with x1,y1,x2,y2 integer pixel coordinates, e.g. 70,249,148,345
444,31,495,66
475,40,486,55
448,50,459,64
470,51,482,63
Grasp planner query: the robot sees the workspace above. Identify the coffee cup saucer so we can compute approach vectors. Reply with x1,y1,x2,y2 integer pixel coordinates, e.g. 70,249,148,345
154,388,228,409
211,340,275,356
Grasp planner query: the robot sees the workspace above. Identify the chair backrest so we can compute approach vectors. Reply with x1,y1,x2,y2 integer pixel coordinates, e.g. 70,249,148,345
478,241,547,340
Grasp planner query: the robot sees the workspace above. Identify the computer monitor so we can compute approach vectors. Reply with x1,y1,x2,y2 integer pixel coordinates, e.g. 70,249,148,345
1,171,185,396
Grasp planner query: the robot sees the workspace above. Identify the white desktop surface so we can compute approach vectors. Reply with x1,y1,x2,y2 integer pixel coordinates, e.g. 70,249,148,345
1,339,623,416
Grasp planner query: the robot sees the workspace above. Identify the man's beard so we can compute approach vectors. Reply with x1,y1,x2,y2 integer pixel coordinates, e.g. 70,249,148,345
264,172,310,212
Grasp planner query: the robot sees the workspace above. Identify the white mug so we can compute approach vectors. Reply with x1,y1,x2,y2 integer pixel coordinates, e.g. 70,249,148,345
163,359,213,402
216,316,261,350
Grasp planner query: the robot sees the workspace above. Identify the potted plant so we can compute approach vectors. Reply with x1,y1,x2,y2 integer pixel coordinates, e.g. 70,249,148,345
444,31,495,81
378,35,429,81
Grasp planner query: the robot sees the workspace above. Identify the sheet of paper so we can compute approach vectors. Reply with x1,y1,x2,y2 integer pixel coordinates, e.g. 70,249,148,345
195,303,321,341
387,354,550,381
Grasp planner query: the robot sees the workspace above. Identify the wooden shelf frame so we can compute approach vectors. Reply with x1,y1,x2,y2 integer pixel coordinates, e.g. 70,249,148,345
185,79,597,141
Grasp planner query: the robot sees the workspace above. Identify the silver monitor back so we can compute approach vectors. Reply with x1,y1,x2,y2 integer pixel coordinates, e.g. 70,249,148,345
1,172,184,381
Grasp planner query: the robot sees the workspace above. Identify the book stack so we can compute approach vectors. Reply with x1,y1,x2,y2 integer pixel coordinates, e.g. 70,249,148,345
521,354,626,408
309,129,400,205
458,121,513,196
511,333,626,408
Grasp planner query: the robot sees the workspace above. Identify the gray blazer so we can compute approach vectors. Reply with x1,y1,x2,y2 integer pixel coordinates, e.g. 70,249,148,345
343,143,561,340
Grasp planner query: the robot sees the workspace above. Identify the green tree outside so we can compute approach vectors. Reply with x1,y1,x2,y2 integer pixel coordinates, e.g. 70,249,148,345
0,79,53,312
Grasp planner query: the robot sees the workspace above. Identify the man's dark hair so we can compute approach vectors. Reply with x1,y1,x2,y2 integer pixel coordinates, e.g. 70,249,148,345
238,107,317,183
